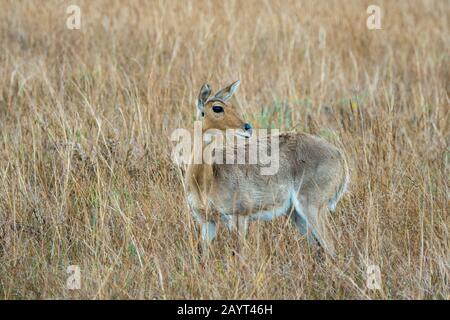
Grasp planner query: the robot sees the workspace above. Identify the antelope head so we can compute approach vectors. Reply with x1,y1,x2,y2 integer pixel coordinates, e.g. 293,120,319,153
196,81,253,139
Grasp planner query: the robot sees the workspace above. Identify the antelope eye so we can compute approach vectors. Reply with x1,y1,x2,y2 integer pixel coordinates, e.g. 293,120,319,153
212,105,224,113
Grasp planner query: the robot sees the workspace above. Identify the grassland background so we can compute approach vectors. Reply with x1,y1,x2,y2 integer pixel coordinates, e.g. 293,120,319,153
0,0,448,299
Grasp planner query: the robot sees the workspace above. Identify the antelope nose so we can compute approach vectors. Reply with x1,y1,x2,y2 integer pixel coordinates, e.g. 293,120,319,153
244,123,252,131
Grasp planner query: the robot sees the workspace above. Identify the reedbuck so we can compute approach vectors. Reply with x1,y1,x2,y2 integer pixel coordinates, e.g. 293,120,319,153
185,81,349,256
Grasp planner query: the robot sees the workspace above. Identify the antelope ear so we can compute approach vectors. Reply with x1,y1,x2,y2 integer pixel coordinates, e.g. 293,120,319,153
214,80,240,102
197,84,212,111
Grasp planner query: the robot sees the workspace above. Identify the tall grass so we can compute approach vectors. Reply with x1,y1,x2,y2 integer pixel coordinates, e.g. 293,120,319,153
0,0,448,299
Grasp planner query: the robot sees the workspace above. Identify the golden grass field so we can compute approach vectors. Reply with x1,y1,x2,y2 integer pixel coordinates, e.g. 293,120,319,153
0,0,448,299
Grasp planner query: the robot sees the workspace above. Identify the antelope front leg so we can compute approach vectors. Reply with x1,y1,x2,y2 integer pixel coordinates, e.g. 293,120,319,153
189,207,217,259
228,215,249,237
201,220,217,248
199,217,217,259
228,215,249,254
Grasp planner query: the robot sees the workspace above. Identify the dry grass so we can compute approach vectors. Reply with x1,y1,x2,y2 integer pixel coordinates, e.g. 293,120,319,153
0,0,448,299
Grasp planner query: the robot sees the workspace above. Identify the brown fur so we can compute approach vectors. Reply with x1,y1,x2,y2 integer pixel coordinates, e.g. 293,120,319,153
186,82,349,256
